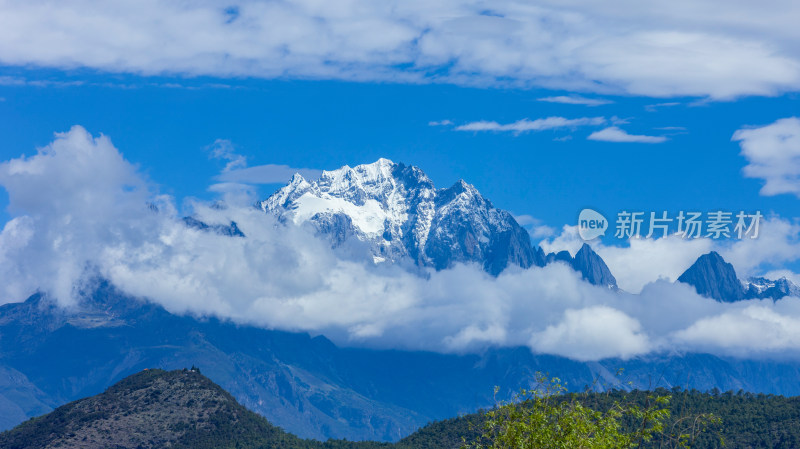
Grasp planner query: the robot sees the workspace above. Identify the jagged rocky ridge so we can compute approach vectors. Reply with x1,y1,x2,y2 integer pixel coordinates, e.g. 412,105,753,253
677,251,800,302
260,158,544,275
545,244,618,289
259,159,620,284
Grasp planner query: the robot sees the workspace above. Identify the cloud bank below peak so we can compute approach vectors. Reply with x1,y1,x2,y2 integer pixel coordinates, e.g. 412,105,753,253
2,1,800,99
4,126,800,362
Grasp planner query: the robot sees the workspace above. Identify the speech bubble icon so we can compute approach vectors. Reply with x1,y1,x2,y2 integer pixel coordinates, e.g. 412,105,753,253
578,209,608,241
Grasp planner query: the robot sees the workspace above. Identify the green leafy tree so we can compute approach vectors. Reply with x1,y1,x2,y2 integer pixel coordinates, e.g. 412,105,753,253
466,373,719,449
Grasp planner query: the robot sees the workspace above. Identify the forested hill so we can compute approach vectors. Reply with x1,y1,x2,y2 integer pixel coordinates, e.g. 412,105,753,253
3,368,800,448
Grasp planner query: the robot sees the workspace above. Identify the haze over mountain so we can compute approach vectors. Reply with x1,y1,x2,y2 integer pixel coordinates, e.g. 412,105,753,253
0,368,308,449
3,139,800,440
6,364,800,449
5,286,800,442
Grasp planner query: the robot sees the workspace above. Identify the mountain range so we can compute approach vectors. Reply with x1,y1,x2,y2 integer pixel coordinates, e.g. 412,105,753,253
5,367,800,449
678,251,800,302
1,158,800,441
259,158,794,298
259,158,616,287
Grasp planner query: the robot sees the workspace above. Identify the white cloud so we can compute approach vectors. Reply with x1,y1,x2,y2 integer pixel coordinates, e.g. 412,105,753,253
428,120,453,126
455,117,605,133
645,102,681,112
208,138,322,186
209,139,246,172
513,214,555,239
2,1,800,98
540,225,713,293
541,217,800,294
531,306,650,361
719,217,800,277
733,117,800,197
537,95,612,106
588,126,667,143
217,165,323,185
674,302,800,356
0,126,152,305
6,126,800,361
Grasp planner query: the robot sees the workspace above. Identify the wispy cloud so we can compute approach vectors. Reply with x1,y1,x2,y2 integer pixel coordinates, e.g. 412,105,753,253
208,139,246,172
428,120,453,126
513,214,555,239
209,139,321,185
217,165,322,184
538,95,611,106
1,2,799,98
0,75,84,88
587,126,667,143
455,117,605,134
645,102,681,112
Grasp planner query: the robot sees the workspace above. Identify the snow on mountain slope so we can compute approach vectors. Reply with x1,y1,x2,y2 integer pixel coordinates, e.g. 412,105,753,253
260,159,543,275
744,276,800,300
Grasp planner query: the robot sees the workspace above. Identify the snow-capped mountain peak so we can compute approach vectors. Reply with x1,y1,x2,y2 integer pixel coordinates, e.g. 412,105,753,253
260,159,542,274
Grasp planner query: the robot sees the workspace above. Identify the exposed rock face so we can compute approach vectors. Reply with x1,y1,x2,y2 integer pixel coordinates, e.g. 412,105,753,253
678,251,800,302
744,276,800,300
260,159,544,275
677,252,745,302
545,244,618,289
571,244,618,289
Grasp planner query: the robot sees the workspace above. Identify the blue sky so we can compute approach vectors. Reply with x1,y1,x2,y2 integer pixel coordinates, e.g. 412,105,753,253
3,1,800,359
2,71,799,242
2,0,800,243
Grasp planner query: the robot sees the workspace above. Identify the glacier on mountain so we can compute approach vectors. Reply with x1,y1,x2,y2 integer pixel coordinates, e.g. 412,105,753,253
259,158,545,275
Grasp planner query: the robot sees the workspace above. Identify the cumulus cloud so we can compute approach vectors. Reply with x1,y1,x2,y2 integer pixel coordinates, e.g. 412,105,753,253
455,117,605,134
588,126,668,143
531,306,650,361
5,126,800,361
733,117,800,197
2,1,800,98
674,301,800,357
0,126,153,305
538,95,612,106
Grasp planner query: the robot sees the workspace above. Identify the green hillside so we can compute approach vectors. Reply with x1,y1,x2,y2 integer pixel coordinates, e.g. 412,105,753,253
3,368,800,448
